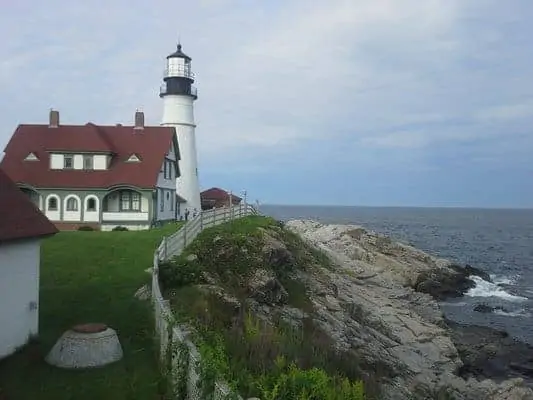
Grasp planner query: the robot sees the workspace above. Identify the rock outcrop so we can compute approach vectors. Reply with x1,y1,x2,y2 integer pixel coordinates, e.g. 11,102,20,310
283,219,533,400
162,217,533,399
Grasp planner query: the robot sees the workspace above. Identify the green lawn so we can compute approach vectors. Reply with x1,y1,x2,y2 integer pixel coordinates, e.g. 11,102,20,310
0,223,182,400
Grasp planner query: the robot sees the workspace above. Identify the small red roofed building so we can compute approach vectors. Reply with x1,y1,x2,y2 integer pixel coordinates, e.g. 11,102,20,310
200,187,242,210
0,110,184,231
0,168,58,359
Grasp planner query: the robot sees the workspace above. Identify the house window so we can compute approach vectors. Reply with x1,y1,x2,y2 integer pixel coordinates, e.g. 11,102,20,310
83,155,93,170
163,160,173,179
170,193,174,211
131,192,140,211
120,191,131,210
48,197,58,211
64,155,74,169
66,197,79,211
160,190,164,212
86,198,97,212
120,191,141,211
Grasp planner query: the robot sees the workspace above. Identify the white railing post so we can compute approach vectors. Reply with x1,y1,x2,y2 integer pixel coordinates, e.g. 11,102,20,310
183,222,187,248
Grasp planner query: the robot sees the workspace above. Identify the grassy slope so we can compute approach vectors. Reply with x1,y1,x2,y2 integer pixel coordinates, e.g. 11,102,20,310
0,223,181,400
159,216,366,399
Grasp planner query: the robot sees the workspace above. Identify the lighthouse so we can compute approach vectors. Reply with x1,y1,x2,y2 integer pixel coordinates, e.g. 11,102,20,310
160,43,201,216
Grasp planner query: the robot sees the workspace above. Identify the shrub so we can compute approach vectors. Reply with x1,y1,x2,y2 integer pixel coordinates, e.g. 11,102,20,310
159,256,205,288
112,226,129,231
257,356,365,400
77,225,94,231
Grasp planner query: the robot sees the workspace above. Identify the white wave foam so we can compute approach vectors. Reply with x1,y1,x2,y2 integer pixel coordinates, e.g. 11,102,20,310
489,274,518,286
465,276,528,302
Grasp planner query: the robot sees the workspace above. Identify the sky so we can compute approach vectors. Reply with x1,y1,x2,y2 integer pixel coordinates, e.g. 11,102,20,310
0,0,532,208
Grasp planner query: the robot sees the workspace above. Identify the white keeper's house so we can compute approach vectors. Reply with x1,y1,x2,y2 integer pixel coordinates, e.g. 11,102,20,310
0,110,184,231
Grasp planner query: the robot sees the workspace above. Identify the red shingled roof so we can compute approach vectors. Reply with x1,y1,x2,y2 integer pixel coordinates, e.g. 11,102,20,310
0,168,58,242
201,187,242,201
0,123,177,189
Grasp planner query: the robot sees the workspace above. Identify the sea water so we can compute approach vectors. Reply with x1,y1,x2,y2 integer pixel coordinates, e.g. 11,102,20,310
261,205,533,345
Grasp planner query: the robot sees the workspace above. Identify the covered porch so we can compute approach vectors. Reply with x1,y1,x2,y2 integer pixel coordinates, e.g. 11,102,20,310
101,187,149,223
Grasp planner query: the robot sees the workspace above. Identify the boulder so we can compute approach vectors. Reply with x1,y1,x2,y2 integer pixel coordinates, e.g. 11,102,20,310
262,233,294,269
247,268,288,305
473,304,508,314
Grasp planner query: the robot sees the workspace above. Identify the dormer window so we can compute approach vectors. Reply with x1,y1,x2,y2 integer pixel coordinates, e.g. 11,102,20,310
24,152,39,161
83,155,93,170
126,154,141,162
64,154,74,169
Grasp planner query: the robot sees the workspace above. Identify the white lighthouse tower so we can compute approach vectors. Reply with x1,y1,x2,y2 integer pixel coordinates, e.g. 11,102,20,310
160,43,201,216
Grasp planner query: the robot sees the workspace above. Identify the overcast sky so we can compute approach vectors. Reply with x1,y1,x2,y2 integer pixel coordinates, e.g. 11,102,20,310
1,0,532,208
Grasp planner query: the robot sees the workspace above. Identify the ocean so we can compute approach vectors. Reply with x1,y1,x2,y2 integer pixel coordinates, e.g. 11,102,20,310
260,205,533,345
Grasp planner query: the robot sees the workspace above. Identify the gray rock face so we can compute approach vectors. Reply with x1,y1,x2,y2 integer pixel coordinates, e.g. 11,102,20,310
247,268,289,305
284,219,533,400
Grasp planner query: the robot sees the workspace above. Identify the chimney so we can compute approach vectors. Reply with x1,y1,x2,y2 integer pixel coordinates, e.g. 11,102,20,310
134,110,144,131
49,109,59,128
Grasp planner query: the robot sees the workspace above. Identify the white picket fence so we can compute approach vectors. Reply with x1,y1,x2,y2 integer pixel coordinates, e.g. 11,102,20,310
151,203,258,399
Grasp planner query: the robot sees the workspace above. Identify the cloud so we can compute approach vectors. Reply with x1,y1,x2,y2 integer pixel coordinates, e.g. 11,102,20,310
0,0,532,206
474,100,533,122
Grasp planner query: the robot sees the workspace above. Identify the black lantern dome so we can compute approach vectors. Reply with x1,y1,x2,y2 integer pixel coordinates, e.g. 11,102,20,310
160,43,197,99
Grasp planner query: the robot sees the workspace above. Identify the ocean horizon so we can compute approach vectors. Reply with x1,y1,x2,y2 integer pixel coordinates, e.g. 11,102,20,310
262,203,533,211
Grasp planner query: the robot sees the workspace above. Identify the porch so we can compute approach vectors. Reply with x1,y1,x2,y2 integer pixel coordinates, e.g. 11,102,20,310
101,188,149,222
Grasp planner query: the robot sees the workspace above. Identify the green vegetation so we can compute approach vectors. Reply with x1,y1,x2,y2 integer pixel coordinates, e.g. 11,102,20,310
159,216,366,399
0,222,183,400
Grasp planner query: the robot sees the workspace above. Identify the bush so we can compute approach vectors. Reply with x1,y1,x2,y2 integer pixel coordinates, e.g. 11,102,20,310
257,356,365,400
159,256,205,288
112,226,129,231
77,225,94,231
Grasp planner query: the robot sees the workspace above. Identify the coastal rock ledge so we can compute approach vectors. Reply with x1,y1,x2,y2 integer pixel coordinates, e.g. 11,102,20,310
285,219,533,400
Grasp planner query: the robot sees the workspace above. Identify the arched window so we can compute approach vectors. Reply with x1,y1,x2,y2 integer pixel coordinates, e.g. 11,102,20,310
86,198,97,212
48,197,58,211
66,197,79,211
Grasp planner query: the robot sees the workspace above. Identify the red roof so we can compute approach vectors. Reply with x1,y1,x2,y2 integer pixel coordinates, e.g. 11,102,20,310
201,187,242,201
0,123,177,189
0,168,58,242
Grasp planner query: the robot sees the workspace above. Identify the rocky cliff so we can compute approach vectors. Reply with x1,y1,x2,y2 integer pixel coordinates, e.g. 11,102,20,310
159,216,533,400
285,220,533,400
